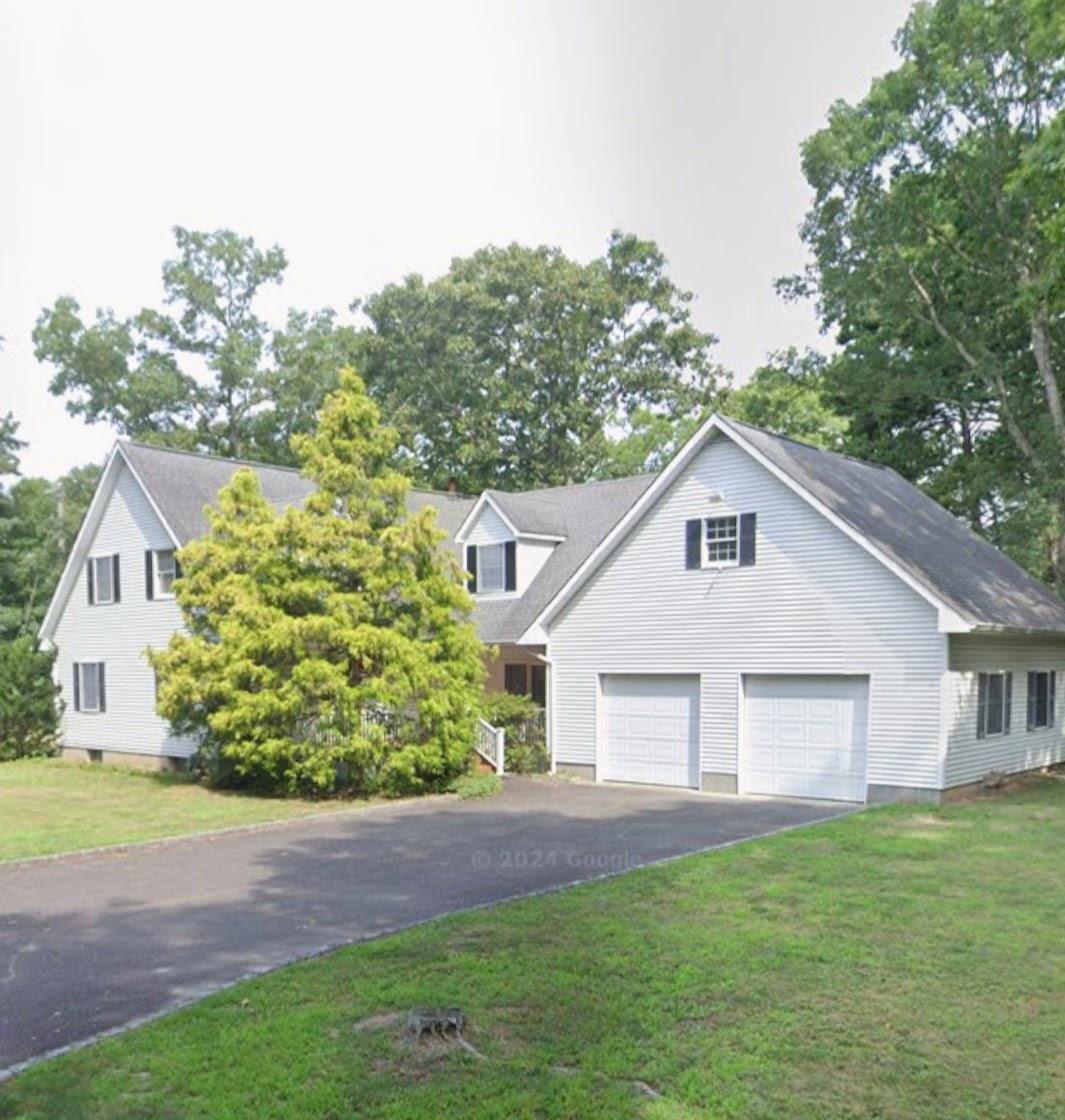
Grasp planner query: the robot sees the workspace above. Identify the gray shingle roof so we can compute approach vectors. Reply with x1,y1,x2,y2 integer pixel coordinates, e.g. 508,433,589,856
472,474,656,642
719,416,1065,632
121,443,475,553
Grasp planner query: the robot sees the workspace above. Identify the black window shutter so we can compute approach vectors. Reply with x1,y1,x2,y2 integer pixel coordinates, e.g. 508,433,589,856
684,519,701,569
1052,671,1057,727
73,664,81,712
504,540,517,592
1004,671,1013,735
1027,671,1036,731
87,559,95,605
466,545,477,593
112,554,121,603
174,555,183,580
739,512,757,567
145,551,154,600
976,673,987,739
98,664,106,713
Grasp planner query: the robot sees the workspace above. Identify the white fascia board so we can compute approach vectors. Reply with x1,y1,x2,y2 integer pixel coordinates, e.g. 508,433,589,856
453,492,520,543
116,444,182,546
39,444,122,640
533,413,965,635
534,412,724,633
38,443,182,642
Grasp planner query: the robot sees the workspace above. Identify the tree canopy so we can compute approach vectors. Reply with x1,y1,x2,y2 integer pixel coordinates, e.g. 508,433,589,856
724,349,848,451
34,228,356,465
351,232,727,491
0,413,23,477
151,370,484,795
784,0,1065,586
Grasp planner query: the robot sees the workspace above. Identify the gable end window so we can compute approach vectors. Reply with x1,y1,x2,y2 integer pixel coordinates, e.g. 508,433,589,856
977,671,1012,738
73,662,106,713
87,555,121,606
1027,670,1056,731
146,549,179,599
685,513,757,569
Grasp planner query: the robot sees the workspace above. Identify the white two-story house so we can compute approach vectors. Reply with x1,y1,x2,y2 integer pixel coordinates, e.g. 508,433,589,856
40,414,1065,803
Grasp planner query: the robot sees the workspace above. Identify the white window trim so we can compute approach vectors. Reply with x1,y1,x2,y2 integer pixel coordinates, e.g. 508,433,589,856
475,541,509,597
77,662,103,713
702,514,740,570
154,549,177,600
979,670,1011,738
1027,669,1055,731
90,554,115,606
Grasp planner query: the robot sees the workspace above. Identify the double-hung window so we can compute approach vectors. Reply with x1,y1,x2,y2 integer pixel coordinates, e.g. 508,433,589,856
977,671,1012,738
74,662,106,713
477,543,506,594
704,516,739,565
1027,670,1056,731
155,550,177,597
87,554,120,605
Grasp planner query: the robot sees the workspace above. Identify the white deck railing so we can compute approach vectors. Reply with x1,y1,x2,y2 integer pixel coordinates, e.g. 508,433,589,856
475,717,506,774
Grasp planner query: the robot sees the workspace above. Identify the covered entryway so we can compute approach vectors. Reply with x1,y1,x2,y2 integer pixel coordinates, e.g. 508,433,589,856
601,674,700,788
743,674,869,801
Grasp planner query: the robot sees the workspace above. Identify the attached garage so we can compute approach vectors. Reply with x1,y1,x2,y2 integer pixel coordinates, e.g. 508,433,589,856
601,674,700,788
742,675,869,802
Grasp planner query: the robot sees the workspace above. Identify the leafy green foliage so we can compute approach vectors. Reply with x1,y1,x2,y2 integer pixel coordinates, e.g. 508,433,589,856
151,370,485,796
0,638,59,761
725,349,848,450
480,691,549,774
0,464,101,639
353,232,728,491
784,0,1065,586
34,228,358,465
0,412,23,476
449,771,502,799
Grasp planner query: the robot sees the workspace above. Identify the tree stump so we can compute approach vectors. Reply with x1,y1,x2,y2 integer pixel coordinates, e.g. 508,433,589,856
405,1007,466,1042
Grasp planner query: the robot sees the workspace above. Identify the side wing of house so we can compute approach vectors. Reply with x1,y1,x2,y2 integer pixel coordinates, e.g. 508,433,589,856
545,430,948,802
945,633,1065,787
48,455,196,762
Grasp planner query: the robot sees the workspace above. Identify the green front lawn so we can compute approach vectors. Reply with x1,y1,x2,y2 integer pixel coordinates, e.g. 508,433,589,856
0,758,362,861
4,777,1064,1119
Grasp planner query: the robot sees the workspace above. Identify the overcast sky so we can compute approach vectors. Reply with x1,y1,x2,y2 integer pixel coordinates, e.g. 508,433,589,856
1,0,913,480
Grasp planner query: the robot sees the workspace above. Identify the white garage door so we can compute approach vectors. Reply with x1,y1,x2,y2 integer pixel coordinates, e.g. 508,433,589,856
743,675,869,802
602,674,699,788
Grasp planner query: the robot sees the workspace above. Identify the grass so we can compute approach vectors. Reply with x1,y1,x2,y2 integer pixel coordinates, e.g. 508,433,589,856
4,778,1065,1119
0,758,364,861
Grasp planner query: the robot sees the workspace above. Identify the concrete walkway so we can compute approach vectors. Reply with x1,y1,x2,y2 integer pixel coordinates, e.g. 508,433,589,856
0,777,854,1074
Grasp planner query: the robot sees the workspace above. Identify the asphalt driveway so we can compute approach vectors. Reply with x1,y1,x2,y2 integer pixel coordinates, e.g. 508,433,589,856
0,777,854,1075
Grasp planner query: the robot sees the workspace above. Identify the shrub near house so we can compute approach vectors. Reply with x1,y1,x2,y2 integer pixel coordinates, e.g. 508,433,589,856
150,370,485,796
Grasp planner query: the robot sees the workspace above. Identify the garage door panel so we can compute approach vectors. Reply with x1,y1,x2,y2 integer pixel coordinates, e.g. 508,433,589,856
744,675,868,802
602,675,699,789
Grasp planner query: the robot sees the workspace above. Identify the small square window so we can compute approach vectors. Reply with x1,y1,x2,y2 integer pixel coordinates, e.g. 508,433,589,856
504,663,528,696
155,550,177,597
704,516,738,565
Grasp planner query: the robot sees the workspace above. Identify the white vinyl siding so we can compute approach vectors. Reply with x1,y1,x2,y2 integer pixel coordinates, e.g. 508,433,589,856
548,432,947,793
52,461,197,759
945,634,1065,787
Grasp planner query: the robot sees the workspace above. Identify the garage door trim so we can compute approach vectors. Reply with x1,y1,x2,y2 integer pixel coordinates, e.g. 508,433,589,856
738,671,872,803
597,671,701,789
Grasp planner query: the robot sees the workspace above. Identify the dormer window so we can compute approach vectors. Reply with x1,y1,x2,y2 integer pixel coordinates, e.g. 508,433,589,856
466,541,516,595
479,543,506,593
